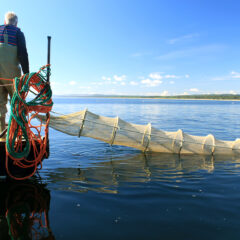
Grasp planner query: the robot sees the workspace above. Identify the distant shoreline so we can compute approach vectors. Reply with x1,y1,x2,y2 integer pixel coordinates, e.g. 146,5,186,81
53,94,240,101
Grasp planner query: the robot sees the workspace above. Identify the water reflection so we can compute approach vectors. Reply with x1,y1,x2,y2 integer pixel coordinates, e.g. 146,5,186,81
47,153,240,194
0,179,54,240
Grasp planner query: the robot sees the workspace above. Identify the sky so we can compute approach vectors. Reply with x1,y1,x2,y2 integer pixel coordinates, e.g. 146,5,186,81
1,0,240,96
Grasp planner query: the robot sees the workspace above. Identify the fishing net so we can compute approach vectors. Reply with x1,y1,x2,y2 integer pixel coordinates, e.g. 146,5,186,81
37,109,240,155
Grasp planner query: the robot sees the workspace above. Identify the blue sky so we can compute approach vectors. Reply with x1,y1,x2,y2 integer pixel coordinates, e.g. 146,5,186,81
1,0,240,96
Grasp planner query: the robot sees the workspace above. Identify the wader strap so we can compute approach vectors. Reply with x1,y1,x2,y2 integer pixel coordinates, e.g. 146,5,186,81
3,26,8,44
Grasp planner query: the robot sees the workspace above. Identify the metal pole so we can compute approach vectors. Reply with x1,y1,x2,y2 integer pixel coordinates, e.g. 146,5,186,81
46,36,51,157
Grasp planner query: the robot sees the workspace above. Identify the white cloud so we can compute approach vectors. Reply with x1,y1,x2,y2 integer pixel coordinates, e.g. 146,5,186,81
149,72,186,80
229,90,237,95
189,88,199,92
157,44,226,60
69,81,77,86
231,71,240,79
141,78,163,87
185,74,190,78
212,76,230,81
99,74,126,85
130,52,152,58
140,72,188,86
101,76,111,81
113,75,126,81
101,76,106,80
141,79,151,84
161,90,169,96
164,74,179,79
149,73,163,80
130,81,138,86
131,52,143,57
212,70,240,81
120,82,126,86
168,33,199,44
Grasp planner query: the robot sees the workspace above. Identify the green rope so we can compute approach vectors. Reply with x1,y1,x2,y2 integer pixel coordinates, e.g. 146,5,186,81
6,66,53,159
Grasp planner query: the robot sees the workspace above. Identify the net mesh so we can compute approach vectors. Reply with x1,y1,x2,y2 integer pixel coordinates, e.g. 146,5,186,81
37,109,240,155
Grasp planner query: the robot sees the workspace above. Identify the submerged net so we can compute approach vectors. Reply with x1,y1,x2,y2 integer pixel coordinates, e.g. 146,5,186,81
37,109,240,155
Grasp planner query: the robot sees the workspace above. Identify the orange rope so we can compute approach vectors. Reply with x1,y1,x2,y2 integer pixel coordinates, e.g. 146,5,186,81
0,77,13,81
5,65,53,180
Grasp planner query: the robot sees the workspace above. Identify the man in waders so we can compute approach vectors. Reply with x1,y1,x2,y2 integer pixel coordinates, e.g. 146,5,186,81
0,12,29,133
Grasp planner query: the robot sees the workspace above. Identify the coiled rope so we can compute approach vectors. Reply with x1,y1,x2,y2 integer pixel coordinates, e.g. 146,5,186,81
6,65,53,180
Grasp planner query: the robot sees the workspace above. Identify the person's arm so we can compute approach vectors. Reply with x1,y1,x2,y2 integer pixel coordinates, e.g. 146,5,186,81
16,30,29,74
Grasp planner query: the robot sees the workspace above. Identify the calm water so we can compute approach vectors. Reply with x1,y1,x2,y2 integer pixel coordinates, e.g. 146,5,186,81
2,98,240,240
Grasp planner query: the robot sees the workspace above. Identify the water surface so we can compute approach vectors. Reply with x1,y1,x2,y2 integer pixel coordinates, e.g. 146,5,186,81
2,98,240,240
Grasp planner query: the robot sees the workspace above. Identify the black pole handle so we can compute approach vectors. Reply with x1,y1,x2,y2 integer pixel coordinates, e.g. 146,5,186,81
47,36,51,82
